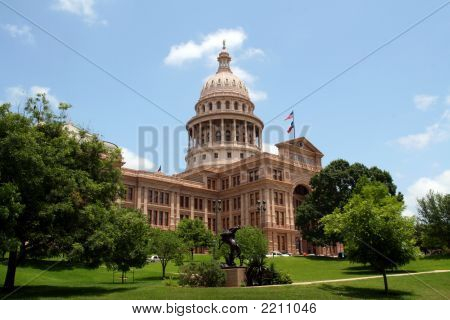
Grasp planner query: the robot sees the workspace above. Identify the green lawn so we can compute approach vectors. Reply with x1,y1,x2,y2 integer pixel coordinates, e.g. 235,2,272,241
1,255,449,300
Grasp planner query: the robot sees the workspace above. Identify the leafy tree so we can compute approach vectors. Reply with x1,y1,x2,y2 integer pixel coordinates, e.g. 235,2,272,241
321,180,418,293
176,218,213,260
416,191,450,250
0,95,123,289
106,208,150,283
148,228,185,279
296,159,400,245
235,226,268,286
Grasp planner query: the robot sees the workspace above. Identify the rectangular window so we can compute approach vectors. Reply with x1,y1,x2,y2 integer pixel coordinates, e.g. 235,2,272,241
276,211,280,225
194,198,198,210
141,187,145,203
154,191,159,204
232,174,240,187
248,169,259,182
273,169,283,181
160,192,164,204
166,193,170,205
279,193,283,205
227,152,232,158
147,209,152,224
126,186,133,201
148,189,153,203
249,193,254,206
165,212,169,226
159,211,164,225
274,192,279,205
153,210,158,225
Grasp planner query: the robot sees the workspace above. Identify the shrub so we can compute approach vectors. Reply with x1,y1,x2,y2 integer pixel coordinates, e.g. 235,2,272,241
179,261,225,287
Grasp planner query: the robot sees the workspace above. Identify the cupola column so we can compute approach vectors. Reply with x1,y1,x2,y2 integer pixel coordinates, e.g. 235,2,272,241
209,120,213,147
221,118,225,145
244,121,248,144
232,119,236,144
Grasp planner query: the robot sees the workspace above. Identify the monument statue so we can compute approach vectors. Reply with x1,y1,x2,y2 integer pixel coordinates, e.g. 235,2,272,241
220,226,241,267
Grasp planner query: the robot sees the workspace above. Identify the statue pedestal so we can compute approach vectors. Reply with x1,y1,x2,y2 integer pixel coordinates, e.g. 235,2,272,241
223,267,246,287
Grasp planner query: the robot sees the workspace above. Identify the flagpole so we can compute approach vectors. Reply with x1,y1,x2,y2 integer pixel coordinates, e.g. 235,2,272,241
293,111,296,139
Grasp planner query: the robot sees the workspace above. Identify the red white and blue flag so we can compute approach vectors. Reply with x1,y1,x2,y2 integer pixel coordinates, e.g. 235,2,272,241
287,121,295,133
285,111,294,120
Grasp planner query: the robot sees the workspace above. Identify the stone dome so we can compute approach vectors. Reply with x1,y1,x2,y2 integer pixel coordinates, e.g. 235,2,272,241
199,44,250,100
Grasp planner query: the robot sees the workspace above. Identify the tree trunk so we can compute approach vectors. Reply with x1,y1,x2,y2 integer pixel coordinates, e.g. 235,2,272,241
4,250,18,290
17,241,27,264
191,248,194,260
121,270,125,284
382,269,388,294
162,263,166,279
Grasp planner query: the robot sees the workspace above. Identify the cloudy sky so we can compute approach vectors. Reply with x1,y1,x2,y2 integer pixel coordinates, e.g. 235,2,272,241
1,0,450,216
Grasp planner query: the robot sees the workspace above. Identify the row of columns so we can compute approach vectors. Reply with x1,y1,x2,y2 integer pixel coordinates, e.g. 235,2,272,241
188,119,262,149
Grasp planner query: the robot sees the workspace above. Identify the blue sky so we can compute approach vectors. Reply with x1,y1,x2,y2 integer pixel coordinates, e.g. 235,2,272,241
1,0,450,215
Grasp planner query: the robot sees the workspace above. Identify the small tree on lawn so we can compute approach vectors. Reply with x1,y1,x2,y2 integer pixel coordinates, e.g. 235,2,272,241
176,219,213,260
105,208,150,283
321,179,418,293
235,226,268,286
416,191,450,251
149,228,185,279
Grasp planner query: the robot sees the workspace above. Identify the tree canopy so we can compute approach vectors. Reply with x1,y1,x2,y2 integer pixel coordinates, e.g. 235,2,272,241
176,218,213,260
0,95,123,289
321,180,418,293
148,228,186,279
416,191,450,250
296,159,401,245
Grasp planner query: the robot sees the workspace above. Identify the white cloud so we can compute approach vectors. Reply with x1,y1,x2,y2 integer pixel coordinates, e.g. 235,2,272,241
52,0,107,25
413,94,438,111
2,24,34,44
404,170,450,216
233,66,267,101
240,48,265,60
164,28,247,66
232,66,256,84
249,89,268,102
4,85,60,108
121,147,155,171
394,110,450,149
262,143,279,155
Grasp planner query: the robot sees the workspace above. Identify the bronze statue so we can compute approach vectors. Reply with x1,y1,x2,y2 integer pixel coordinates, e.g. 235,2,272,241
220,226,241,267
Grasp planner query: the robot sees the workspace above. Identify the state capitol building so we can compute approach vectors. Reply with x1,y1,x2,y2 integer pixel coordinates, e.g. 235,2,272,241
121,45,340,255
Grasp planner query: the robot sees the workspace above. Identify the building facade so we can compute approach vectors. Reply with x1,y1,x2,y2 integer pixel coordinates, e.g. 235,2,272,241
121,46,338,255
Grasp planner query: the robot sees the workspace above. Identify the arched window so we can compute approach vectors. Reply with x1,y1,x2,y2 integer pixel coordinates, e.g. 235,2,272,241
225,130,231,142
242,104,247,112
225,101,230,109
217,101,221,109
234,102,239,110
202,104,205,112
208,102,213,111
215,130,221,142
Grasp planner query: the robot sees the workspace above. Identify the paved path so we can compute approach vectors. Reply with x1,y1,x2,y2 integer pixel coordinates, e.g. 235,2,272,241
249,270,450,288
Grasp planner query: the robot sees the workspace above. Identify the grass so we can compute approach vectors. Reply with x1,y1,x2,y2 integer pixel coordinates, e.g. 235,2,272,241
1,255,449,300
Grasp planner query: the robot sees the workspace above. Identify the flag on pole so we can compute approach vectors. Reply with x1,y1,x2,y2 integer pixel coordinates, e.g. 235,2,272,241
285,111,294,120
157,165,161,172
287,121,295,133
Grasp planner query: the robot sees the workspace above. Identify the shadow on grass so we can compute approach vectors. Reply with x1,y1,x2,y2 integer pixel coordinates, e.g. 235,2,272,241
0,285,134,300
343,266,418,276
303,256,346,262
318,283,414,300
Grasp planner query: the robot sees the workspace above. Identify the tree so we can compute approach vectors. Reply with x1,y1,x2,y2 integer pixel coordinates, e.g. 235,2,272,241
176,219,213,260
296,159,400,245
0,95,123,289
148,228,185,279
235,226,268,286
321,180,418,293
105,208,150,283
416,191,450,250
